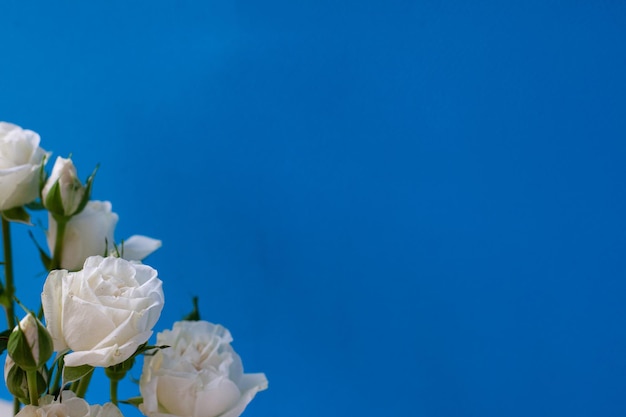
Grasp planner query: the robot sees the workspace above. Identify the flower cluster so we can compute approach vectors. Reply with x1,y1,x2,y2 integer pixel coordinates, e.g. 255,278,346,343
0,122,267,416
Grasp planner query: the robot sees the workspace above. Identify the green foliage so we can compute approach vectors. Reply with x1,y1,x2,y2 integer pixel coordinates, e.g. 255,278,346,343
0,328,12,355
182,296,201,321
63,364,94,386
0,207,31,225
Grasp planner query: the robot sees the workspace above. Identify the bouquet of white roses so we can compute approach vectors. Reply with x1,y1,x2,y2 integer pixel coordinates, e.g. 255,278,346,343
0,122,268,417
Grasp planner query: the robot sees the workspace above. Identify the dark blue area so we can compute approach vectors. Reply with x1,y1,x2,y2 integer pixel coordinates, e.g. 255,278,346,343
1,1,626,416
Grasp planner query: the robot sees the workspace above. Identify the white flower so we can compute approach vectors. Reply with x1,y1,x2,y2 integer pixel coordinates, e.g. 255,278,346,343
42,255,164,368
48,200,117,271
47,200,161,271
140,321,268,417
42,156,88,217
16,391,123,417
0,122,48,211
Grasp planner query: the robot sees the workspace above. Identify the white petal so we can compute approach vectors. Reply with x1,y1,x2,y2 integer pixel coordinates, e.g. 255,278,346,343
219,373,269,417
120,235,162,261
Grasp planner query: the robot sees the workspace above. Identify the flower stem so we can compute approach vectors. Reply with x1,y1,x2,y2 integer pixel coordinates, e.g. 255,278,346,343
13,398,20,415
26,369,39,406
110,378,118,406
75,370,94,398
2,218,15,329
50,359,63,396
50,217,67,270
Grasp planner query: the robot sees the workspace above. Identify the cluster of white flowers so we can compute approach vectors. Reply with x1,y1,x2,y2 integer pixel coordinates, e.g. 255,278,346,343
0,122,267,417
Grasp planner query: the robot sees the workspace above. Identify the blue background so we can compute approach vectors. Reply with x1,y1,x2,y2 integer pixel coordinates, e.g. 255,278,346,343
1,1,626,416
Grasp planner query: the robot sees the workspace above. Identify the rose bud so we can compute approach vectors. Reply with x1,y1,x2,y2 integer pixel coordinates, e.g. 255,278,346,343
8,313,54,372
42,156,95,219
4,356,48,404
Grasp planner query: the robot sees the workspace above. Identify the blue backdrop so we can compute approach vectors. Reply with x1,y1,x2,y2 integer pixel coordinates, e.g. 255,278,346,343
1,1,626,416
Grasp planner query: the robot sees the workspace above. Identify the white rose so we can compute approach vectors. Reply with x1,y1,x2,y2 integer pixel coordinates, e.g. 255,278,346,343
140,321,268,417
42,156,87,217
48,200,161,271
16,391,123,417
0,122,48,210
47,200,117,271
42,255,164,368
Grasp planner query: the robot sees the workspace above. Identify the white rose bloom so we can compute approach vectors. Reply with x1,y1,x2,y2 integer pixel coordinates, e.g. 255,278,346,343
16,391,123,417
42,255,164,368
0,121,48,211
48,200,161,271
140,321,268,417
48,200,118,271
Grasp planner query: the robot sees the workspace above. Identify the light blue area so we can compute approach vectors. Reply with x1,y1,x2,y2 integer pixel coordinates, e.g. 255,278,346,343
1,1,626,416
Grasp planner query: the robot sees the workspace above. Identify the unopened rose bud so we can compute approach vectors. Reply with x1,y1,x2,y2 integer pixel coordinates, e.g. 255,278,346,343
8,313,53,371
42,156,94,219
4,356,47,404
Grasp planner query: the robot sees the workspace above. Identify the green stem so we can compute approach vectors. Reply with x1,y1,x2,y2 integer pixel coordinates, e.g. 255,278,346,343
2,218,15,330
50,360,63,396
13,398,20,416
2,219,19,413
26,370,39,406
50,218,67,271
74,370,94,398
110,378,118,406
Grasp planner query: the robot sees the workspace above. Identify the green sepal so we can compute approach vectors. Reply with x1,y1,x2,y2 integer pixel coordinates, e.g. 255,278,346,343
73,164,99,216
105,355,136,382
6,363,48,403
63,364,94,385
38,154,50,196
182,296,201,321
6,363,29,401
137,343,170,356
1,207,31,225
7,313,54,371
8,323,36,371
105,342,169,383
44,180,65,218
120,397,143,407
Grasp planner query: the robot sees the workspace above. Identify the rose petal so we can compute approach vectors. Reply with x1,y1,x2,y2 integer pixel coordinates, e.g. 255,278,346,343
119,235,162,261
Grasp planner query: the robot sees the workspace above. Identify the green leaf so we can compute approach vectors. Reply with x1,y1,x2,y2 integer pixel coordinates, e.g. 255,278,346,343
1,207,31,225
63,364,94,385
120,397,143,407
182,296,201,321
0,328,12,355
28,231,52,271
0,289,10,309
